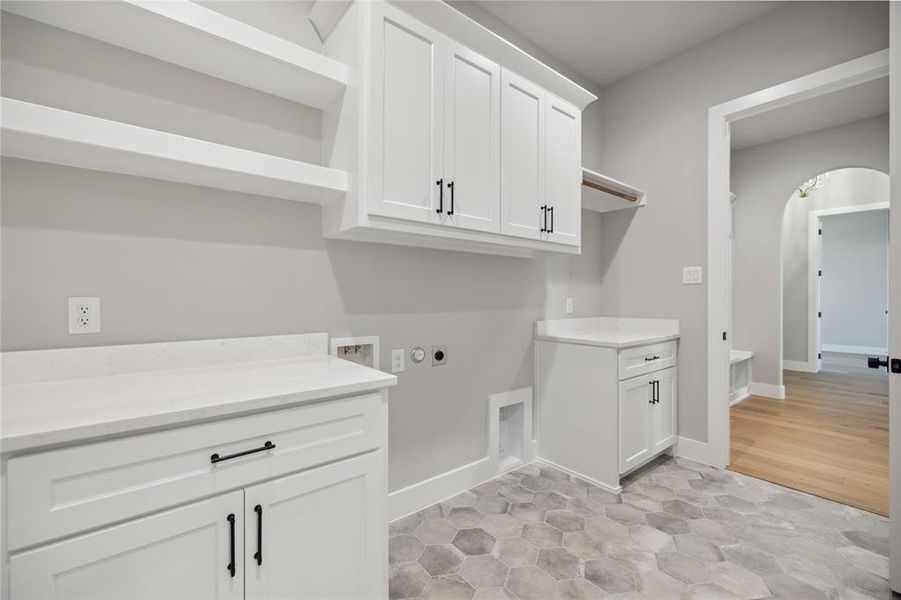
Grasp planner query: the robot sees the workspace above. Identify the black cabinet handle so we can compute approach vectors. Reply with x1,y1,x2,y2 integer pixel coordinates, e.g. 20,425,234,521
211,440,275,464
447,181,455,215
436,179,444,214
548,206,554,233
253,504,263,566
540,205,547,232
648,381,655,404
227,513,236,578
644,355,661,362
654,380,660,404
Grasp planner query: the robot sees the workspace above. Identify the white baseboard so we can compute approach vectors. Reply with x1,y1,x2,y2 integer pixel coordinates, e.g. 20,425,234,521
674,436,719,467
535,456,622,494
749,382,785,399
729,388,750,406
822,344,887,355
388,457,496,521
782,360,817,373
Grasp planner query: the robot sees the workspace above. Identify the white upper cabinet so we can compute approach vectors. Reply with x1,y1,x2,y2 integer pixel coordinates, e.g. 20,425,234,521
501,70,546,241
545,97,582,246
326,0,596,257
443,42,501,233
369,3,444,224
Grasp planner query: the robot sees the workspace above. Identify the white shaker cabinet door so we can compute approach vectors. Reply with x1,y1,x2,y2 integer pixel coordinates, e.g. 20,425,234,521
370,2,445,224
244,452,387,600
500,69,545,240
10,491,244,600
545,96,581,246
619,374,654,474
443,42,501,233
651,367,677,454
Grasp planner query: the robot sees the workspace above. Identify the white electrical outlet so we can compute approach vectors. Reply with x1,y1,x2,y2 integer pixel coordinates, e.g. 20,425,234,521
565,297,574,314
682,266,703,285
391,349,404,373
68,297,101,334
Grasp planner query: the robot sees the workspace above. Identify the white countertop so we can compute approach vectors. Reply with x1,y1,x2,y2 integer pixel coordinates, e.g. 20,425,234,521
535,317,680,349
1,339,396,453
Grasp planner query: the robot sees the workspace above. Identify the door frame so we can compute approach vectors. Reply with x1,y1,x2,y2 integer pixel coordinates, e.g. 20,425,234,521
704,49,889,469
803,201,891,372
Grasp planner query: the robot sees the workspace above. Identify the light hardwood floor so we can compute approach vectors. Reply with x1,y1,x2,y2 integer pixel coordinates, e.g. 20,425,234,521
729,360,889,516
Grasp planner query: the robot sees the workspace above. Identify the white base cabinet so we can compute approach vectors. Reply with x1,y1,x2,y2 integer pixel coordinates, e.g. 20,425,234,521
6,393,389,600
536,339,678,492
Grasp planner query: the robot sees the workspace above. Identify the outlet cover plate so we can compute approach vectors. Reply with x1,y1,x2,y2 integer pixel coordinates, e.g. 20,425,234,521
68,297,101,334
391,349,404,373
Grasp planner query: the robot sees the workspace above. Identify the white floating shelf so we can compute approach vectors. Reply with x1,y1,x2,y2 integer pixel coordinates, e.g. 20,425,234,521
581,167,647,213
0,98,348,203
2,0,349,109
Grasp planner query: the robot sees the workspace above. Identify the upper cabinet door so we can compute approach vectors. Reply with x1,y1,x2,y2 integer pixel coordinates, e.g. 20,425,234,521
500,70,545,240
244,452,386,600
443,42,500,233
11,491,244,600
370,3,444,224
545,96,581,246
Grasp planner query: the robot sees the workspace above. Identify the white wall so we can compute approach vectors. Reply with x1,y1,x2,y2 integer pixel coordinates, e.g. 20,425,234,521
731,132,889,387
597,1,889,441
820,209,890,353
0,9,605,493
780,168,890,364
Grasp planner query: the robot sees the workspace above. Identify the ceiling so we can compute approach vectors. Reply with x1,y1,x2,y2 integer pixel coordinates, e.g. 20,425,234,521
730,76,890,150
461,1,783,87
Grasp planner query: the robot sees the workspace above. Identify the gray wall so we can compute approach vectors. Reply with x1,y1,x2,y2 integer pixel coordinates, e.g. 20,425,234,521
597,1,889,440
731,130,889,387
0,10,604,492
820,209,890,352
780,168,890,364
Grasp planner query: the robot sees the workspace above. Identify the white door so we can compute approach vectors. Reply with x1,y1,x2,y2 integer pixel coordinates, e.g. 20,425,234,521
245,452,386,600
619,374,653,473
544,96,581,246
11,491,244,600
500,69,545,240
443,42,500,233
370,3,445,224
650,367,677,454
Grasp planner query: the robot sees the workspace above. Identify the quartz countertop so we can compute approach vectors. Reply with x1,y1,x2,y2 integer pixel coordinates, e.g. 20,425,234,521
1,353,396,454
535,317,680,349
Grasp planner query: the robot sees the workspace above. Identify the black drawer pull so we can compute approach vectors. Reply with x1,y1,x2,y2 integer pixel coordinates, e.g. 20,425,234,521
436,178,444,213
447,181,455,215
253,504,263,566
227,513,236,578
211,440,275,464
644,355,661,362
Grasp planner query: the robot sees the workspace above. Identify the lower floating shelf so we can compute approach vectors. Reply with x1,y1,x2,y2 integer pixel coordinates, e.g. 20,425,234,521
0,98,347,203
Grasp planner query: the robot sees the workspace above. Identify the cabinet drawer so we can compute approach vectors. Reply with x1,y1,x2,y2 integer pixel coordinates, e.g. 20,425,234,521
7,393,386,551
618,341,676,380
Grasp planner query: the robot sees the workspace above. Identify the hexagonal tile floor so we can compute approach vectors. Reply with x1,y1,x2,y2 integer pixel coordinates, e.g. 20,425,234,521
388,455,892,599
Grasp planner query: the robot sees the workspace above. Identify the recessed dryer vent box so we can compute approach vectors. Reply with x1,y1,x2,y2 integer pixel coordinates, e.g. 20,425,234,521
330,336,379,370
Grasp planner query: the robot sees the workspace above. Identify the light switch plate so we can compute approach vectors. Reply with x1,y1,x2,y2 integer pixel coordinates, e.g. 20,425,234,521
565,297,574,315
682,266,703,285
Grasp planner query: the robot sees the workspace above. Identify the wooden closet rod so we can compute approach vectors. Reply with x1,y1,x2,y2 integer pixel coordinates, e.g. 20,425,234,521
581,178,639,203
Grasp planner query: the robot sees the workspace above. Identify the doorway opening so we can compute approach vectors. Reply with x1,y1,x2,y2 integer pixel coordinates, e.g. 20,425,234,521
729,167,890,515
